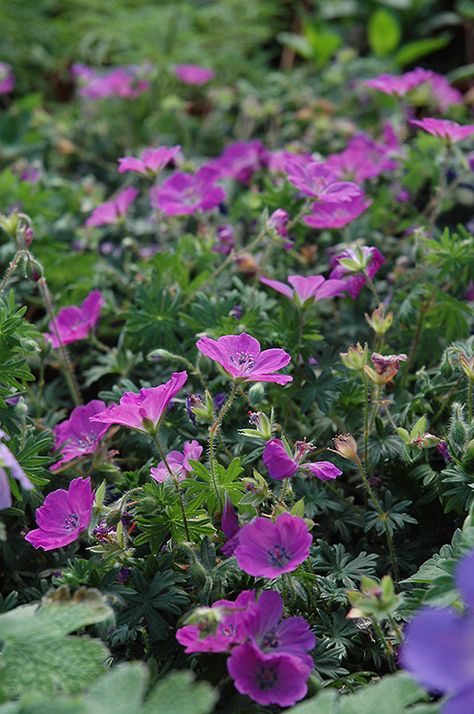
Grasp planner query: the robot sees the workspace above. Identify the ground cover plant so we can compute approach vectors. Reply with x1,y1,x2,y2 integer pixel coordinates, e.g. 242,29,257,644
1,1,474,712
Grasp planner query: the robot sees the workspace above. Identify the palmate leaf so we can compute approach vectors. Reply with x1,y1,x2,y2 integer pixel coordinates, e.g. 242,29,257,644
312,541,378,587
184,457,245,514
125,281,183,352
296,368,343,413
0,588,112,698
0,664,218,714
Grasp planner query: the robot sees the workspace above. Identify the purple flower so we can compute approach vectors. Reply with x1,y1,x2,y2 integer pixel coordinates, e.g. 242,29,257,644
86,187,138,227
260,274,347,305
151,167,226,216
235,513,312,578
304,194,370,230
45,290,104,348
176,590,256,653
51,400,110,471
227,643,312,707
25,477,94,551
243,590,315,659
262,439,298,480
208,141,267,183
329,246,385,298
117,567,132,584
268,209,289,238
364,67,433,98
196,333,292,385
0,63,15,94
304,461,342,480
90,371,187,433
326,131,399,183
174,64,215,85
221,495,240,556
410,118,474,144
428,73,463,112
150,439,203,483
72,63,151,100
0,430,33,510
401,551,474,714
284,156,362,202
213,225,236,255
118,146,181,176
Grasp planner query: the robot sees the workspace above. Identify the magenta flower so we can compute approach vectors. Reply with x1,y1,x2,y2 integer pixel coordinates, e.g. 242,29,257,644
72,63,151,100
90,371,187,433
268,209,289,238
304,194,370,230
221,494,240,556
262,438,342,482
86,187,138,227
410,118,474,144
401,551,474,714
326,131,399,183
176,590,256,653
51,400,110,471
0,430,33,510
329,246,385,298
260,274,347,305
0,63,15,94
45,289,104,348
151,167,226,216
118,146,181,176
235,513,312,578
213,225,236,255
25,477,94,551
196,333,292,385
429,73,463,112
150,439,203,483
364,67,433,98
174,64,215,85
209,141,268,183
284,156,361,201
227,643,312,707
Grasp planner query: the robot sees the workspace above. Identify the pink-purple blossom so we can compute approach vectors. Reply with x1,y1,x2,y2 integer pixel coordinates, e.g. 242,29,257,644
45,290,104,348
221,495,240,556
0,63,15,94
304,194,370,230
284,156,362,202
259,274,347,305
118,146,181,176
268,209,289,238
25,477,94,551
429,73,463,112
72,63,151,100
0,429,33,510
196,333,292,385
364,67,433,98
51,400,110,471
174,64,215,85
262,438,342,482
208,141,268,183
90,371,188,433
150,439,203,483
86,187,138,227
326,129,400,183
213,225,236,255
329,246,385,298
151,167,226,215
410,118,474,144
235,512,312,578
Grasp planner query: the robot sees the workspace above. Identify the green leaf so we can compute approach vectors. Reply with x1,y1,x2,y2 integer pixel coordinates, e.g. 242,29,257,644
368,9,401,56
395,36,450,67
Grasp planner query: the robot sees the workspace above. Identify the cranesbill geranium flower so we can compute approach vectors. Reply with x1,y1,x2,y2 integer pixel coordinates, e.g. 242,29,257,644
25,477,94,551
0,63,15,94
304,194,370,230
86,187,138,227
151,167,226,215
401,550,474,714
118,146,181,176
235,512,312,578
262,438,342,482
196,333,292,385
174,64,215,85
150,439,203,483
410,118,474,144
90,371,188,433
176,590,256,653
0,429,33,510
284,156,362,201
326,130,399,183
72,64,151,100
45,289,104,348
259,274,347,305
329,246,385,298
429,73,463,112
51,400,110,471
227,643,313,707
208,140,268,183
364,67,433,98
221,494,240,556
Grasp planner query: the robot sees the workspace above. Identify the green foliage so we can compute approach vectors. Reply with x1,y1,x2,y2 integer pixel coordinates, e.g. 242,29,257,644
368,9,401,56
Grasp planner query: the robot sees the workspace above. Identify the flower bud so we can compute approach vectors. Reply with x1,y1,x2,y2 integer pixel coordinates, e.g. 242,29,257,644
248,382,265,406
186,391,214,424
365,304,393,336
459,352,474,381
340,342,368,371
239,410,273,441
333,434,358,461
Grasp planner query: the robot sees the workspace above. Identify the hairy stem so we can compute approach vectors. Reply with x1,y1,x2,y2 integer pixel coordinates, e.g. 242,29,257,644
152,432,190,541
208,381,238,509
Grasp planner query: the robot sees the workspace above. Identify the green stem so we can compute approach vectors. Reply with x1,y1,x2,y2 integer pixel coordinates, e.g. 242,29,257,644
208,382,238,509
0,249,26,293
372,619,396,673
152,432,190,541
387,613,403,643
364,272,381,304
363,373,370,469
468,378,473,424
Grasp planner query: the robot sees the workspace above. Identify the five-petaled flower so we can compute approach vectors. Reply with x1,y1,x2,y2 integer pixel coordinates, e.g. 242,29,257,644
196,333,292,385
118,146,181,176
260,274,347,305
45,289,104,348
150,439,203,483
51,400,110,471
25,477,94,551
174,64,215,85
262,438,342,482
86,187,138,227
151,167,226,216
410,118,474,144
0,429,33,510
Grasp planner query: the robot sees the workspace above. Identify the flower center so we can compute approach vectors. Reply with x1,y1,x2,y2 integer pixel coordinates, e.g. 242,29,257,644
261,631,280,649
256,664,278,690
230,351,255,373
267,544,291,568
64,513,80,531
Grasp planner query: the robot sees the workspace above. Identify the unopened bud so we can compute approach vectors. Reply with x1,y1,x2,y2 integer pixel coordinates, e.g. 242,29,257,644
333,434,358,461
340,343,368,371
365,304,393,336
